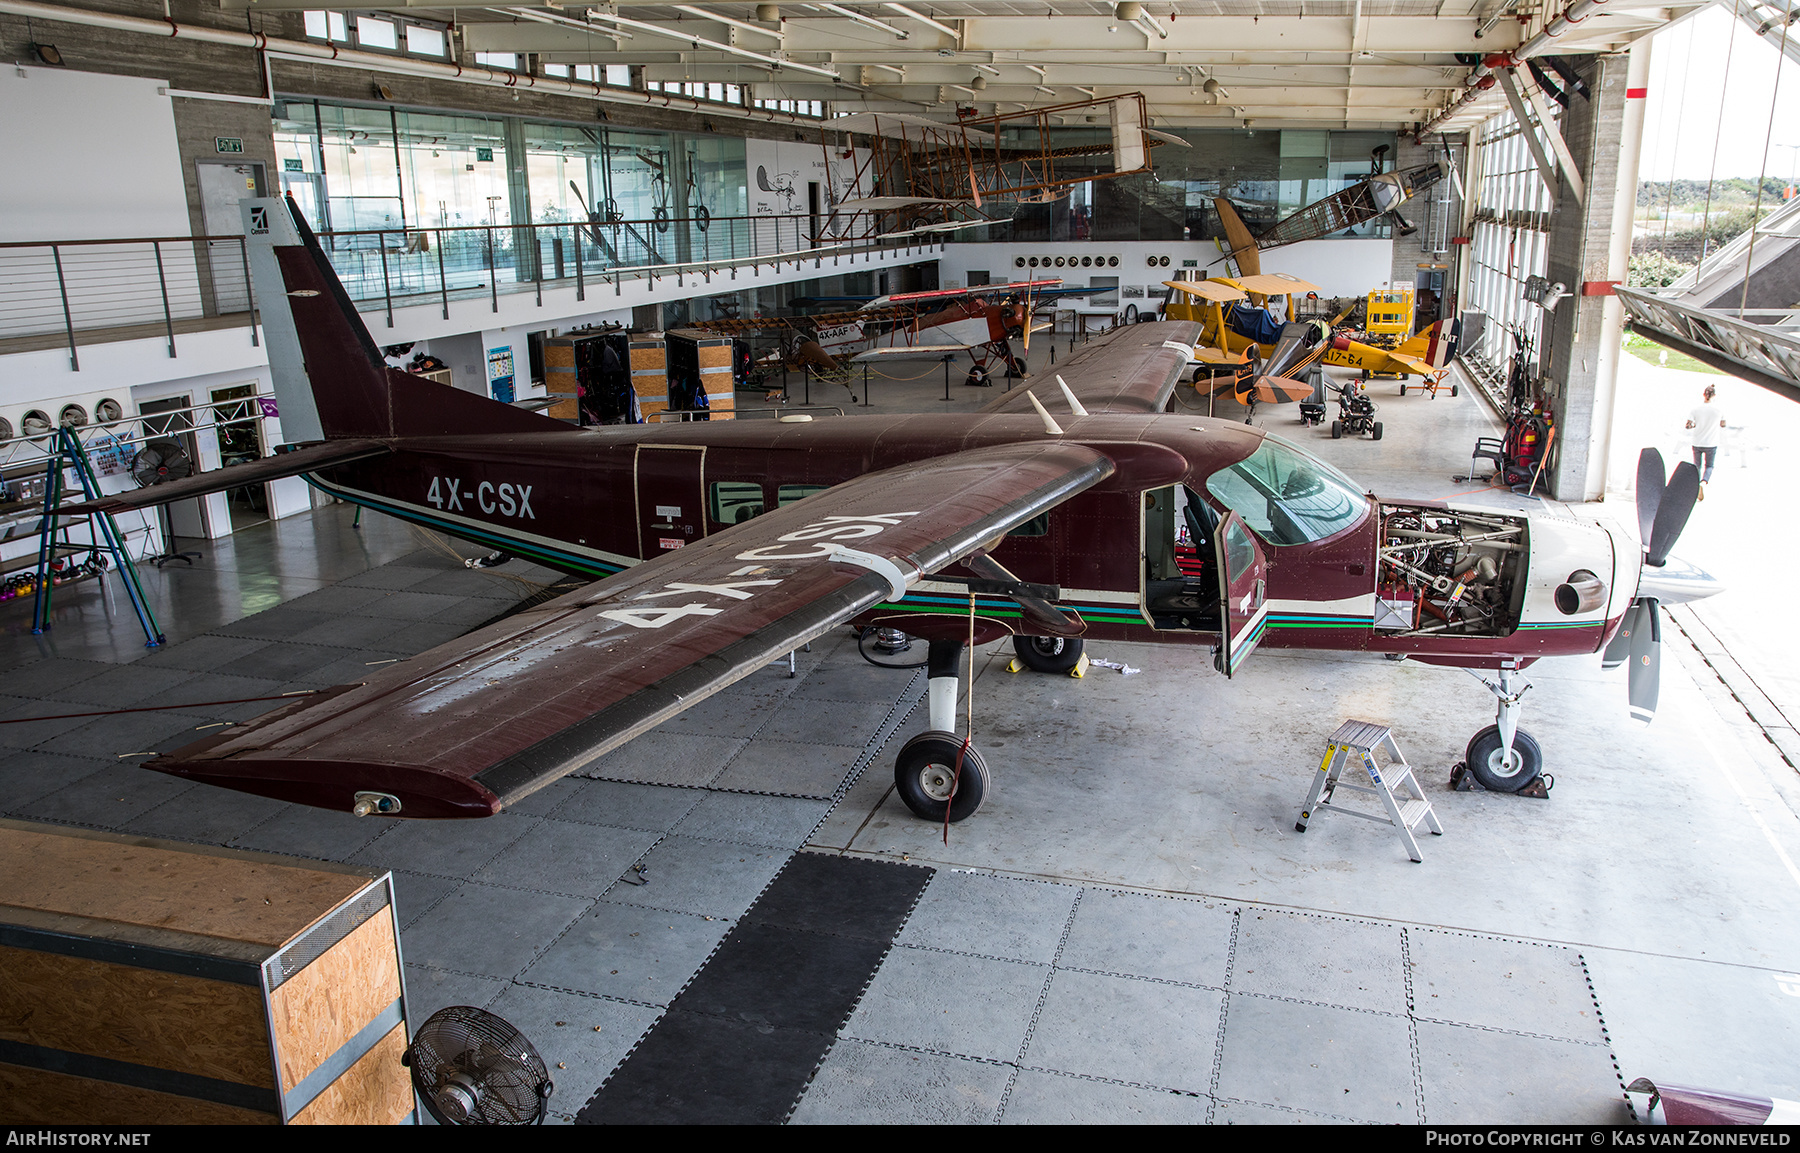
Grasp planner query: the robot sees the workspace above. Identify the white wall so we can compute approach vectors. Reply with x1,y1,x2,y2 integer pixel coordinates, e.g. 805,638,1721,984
0,68,190,242
937,238,1394,301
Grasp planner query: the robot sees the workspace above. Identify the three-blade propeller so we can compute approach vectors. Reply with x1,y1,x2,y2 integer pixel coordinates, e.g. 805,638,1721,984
1602,448,1702,724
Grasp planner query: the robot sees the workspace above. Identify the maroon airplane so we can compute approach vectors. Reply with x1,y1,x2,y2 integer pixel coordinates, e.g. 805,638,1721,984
70,202,1720,824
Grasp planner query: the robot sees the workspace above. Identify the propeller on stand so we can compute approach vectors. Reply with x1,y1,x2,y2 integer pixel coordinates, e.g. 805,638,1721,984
1602,448,1701,724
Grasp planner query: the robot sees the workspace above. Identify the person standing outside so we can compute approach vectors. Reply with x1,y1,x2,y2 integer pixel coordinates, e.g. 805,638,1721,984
1685,384,1726,497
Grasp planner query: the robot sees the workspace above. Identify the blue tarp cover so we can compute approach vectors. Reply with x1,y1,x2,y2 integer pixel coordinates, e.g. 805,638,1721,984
1227,303,1286,345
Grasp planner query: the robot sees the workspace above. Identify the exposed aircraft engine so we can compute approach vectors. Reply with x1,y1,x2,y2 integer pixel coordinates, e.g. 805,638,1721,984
1373,505,1527,637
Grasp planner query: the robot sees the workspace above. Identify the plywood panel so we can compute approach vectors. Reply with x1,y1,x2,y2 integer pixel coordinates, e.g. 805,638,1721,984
0,1062,278,1125
267,913,400,1094
0,944,273,1088
288,1023,413,1126
0,827,365,947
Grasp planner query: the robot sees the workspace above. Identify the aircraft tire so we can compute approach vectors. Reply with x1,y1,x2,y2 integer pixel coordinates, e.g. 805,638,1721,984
1013,635,1084,674
1451,384,1459,397
1399,384,1407,396
895,731,988,823
1464,725,1543,793
1331,421,1343,439
1372,422,1383,440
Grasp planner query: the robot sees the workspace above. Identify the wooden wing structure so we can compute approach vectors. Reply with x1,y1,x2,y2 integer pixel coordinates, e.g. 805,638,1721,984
825,94,1160,231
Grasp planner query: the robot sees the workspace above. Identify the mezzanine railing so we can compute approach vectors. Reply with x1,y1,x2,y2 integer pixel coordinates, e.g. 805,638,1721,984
0,210,935,371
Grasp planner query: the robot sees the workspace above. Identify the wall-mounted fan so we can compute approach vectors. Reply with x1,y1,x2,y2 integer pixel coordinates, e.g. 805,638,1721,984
130,439,193,488
401,1006,554,1125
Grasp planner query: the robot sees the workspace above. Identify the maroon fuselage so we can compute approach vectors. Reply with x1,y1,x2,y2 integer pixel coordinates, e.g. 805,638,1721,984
307,411,1610,666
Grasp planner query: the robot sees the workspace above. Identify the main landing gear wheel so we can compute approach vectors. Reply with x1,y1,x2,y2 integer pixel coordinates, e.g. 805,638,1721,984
1013,635,1084,674
1464,725,1543,792
894,731,989,822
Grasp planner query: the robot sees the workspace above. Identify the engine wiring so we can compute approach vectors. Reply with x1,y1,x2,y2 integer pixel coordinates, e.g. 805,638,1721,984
1375,505,1526,636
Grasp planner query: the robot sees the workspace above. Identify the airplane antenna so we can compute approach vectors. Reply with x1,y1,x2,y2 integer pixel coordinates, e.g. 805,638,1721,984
1023,390,1064,435
1054,375,1089,417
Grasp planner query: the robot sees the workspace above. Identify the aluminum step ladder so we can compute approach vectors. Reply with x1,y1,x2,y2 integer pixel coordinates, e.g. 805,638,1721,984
1294,719,1441,861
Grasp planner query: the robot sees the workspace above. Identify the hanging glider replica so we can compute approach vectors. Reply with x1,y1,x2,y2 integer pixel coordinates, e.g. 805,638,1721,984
692,280,1087,379
62,198,1721,823
1212,154,1447,278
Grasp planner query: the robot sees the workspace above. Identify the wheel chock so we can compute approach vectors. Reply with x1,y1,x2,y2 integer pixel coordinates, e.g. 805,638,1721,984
1007,658,1024,673
1069,653,1089,678
1448,761,1553,799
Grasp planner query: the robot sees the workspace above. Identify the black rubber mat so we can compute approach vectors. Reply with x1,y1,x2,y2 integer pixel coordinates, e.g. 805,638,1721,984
577,852,933,1125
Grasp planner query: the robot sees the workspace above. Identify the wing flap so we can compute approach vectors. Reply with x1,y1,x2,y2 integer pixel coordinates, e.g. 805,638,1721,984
980,320,1201,416
145,442,1115,817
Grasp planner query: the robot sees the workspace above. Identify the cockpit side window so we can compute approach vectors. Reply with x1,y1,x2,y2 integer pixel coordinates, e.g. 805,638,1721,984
1203,436,1368,546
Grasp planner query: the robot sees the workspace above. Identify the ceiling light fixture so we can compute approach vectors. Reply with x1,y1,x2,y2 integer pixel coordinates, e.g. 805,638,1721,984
672,5,783,40
501,7,838,78
814,3,910,38
883,3,960,42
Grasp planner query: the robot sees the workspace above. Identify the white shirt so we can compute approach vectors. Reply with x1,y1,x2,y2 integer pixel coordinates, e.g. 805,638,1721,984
1688,403,1726,448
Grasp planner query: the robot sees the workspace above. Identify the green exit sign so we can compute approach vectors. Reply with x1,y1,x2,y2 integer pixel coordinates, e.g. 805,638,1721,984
215,136,244,154
476,147,494,162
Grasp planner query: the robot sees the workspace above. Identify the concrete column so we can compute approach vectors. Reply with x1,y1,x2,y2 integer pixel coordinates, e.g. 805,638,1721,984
504,116,538,282
1544,47,1648,502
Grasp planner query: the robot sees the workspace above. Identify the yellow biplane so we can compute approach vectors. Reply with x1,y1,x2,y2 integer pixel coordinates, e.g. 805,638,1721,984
1161,276,1462,396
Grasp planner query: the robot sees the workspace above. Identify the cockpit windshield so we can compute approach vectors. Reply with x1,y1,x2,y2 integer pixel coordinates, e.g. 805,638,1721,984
1203,434,1369,546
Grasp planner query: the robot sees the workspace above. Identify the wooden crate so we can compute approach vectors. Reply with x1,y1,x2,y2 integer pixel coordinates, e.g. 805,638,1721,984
692,334,737,421
542,337,581,421
629,337,669,421
0,819,413,1125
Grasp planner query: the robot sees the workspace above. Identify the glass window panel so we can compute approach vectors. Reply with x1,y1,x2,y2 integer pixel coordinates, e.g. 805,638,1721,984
328,11,347,40
543,63,569,77
710,482,765,524
1204,436,1368,546
356,17,397,51
778,484,827,506
303,10,328,39
405,25,446,57
476,52,517,70
606,65,631,86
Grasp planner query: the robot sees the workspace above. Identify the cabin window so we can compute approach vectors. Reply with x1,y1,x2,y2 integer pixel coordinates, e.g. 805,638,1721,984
1204,435,1367,546
777,484,827,507
710,481,765,525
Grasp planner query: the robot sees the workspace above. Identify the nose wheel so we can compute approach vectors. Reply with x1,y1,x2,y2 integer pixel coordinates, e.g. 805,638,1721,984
1464,663,1544,793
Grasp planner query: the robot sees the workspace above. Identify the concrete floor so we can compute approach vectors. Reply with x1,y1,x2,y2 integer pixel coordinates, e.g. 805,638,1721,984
2,340,1798,1124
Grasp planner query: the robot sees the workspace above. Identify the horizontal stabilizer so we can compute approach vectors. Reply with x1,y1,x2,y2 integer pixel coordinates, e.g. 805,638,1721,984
57,439,391,516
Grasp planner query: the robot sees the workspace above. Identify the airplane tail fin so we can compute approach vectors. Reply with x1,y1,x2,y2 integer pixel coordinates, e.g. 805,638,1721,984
1212,197,1262,278
1394,316,1463,369
269,197,570,441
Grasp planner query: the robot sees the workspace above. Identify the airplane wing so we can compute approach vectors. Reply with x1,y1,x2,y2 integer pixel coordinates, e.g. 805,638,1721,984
1162,279,1248,303
1385,352,1436,377
848,344,973,360
143,442,1115,818
55,439,391,516
979,320,1202,416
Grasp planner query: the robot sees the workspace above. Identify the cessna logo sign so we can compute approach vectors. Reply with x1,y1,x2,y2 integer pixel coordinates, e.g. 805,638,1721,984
249,206,270,235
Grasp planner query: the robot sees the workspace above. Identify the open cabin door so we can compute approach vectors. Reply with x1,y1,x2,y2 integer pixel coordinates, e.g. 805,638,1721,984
1214,510,1269,677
